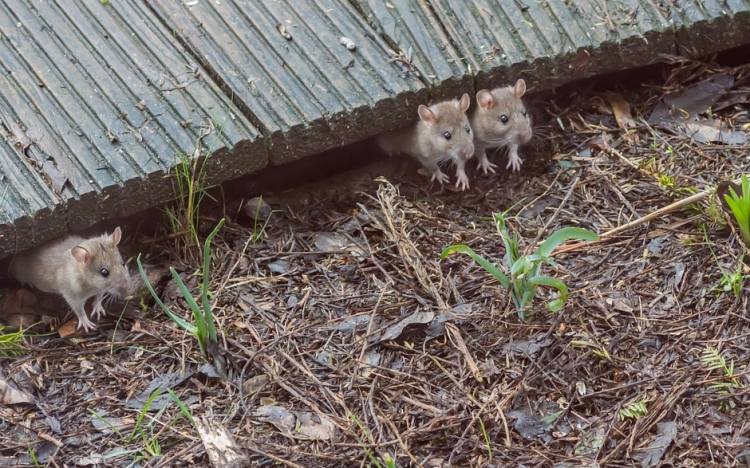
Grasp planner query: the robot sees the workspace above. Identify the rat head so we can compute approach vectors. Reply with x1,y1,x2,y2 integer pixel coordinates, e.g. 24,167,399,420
71,227,133,298
473,79,532,146
417,93,475,161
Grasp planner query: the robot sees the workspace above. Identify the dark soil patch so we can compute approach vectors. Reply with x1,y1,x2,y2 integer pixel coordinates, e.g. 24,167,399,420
2,56,750,467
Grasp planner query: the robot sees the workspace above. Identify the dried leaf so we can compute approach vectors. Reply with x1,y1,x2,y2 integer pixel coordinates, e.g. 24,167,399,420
254,405,336,440
632,421,677,467
41,159,68,194
277,22,291,40
242,374,270,396
571,49,590,70
0,376,34,405
3,289,38,315
503,337,553,356
377,310,434,342
608,94,637,129
680,121,747,144
648,74,734,124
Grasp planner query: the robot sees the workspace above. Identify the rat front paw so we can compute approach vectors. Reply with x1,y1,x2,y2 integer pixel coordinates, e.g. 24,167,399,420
76,314,97,333
506,153,523,172
91,301,106,320
455,171,470,191
430,169,450,185
477,158,497,175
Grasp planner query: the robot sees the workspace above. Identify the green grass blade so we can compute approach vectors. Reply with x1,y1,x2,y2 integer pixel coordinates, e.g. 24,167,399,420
169,268,206,332
441,245,510,288
537,228,598,257
201,219,224,343
137,256,197,334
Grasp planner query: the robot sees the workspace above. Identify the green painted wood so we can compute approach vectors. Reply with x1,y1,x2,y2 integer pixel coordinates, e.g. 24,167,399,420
0,0,264,257
147,0,428,165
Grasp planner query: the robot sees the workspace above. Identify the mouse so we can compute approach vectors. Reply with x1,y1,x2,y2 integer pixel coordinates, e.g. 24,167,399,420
378,93,475,190
8,227,133,332
470,79,533,174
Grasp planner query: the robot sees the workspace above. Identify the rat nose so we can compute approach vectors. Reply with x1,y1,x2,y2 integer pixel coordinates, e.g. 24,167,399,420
460,147,474,160
519,129,532,144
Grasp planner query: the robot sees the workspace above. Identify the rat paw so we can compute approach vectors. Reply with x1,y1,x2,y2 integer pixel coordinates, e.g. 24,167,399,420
76,314,97,333
91,296,107,319
477,159,497,175
455,172,470,191
430,169,450,185
506,154,523,172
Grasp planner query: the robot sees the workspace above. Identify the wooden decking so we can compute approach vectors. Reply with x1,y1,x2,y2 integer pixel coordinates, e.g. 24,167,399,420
1,0,749,256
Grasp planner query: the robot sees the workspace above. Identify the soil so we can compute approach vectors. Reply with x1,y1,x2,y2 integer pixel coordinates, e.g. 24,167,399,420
1,55,750,467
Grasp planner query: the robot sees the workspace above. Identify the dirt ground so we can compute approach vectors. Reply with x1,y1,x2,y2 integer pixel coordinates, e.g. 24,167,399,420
2,56,750,467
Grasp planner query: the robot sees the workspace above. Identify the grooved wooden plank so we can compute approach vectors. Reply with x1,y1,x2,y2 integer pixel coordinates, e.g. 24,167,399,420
351,0,471,98
147,0,427,165
427,0,675,90
0,0,265,257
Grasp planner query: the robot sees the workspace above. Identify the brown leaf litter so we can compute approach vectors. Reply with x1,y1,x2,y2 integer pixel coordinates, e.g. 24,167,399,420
1,55,750,466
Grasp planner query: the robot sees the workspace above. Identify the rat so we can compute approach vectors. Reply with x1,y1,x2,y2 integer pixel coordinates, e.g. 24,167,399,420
470,79,533,174
9,227,133,332
378,93,475,190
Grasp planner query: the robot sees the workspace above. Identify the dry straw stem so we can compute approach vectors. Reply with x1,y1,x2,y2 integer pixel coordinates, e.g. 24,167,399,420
553,174,746,256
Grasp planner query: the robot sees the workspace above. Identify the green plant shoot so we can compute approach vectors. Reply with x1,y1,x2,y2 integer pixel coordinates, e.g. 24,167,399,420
137,219,224,359
441,212,598,320
722,174,750,248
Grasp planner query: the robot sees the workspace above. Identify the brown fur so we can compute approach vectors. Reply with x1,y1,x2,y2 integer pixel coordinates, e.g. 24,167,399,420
9,227,133,332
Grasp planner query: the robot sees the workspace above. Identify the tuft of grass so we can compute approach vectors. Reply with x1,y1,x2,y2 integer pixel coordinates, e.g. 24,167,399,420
137,219,224,360
441,212,598,320
704,226,748,298
0,326,26,358
618,398,650,421
721,174,750,248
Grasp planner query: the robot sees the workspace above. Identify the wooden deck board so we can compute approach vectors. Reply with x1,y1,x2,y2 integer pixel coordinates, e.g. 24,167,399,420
1,0,749,257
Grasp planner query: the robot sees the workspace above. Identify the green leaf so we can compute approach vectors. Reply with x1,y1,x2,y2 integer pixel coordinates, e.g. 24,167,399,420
169,267,208,357
530,276,569,311
536,228,599,257
137,255,197,335
441,245,511,289
510,256,533,277
201,219,224,343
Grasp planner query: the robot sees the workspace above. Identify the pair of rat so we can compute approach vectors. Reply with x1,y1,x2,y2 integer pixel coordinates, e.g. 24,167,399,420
8,228,133,332
378,79,532,190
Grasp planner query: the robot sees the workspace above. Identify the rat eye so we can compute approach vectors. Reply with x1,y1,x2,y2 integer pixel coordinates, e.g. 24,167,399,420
101,268,110,278
465,125,471,133
500,115,509,124
443,131,451,140
120,260,125,266
521,109,527,117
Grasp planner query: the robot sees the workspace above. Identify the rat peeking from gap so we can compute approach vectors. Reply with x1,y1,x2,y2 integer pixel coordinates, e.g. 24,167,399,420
470,78,533,175
9,227,134,332
378,93,475,191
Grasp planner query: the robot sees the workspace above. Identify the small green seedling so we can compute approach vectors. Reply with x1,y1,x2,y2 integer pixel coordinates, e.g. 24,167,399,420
441,212,598,320
137,219,224,359
0,326,26,358
618,398,650,421
701,347,742,391
721,174,750,248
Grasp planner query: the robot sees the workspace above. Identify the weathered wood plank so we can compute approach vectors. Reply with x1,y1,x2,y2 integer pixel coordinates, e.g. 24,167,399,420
0,0,265,257
147,0,427,165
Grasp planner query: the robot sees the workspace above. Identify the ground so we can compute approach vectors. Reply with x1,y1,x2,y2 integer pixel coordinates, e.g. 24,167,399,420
1,56,750,467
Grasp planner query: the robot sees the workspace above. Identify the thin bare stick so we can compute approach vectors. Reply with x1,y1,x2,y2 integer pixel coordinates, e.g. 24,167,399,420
601,176,743,239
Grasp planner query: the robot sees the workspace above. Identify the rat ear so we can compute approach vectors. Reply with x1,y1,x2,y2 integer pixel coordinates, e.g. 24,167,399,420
457,93,471,113
110,227,122,246
476,89,494,111
71,246,90,265
417,105,437,124
513,79,526,98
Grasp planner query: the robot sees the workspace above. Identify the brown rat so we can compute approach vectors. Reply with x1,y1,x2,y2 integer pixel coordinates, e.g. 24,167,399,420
378,93,475,190
9,227,133,332
470,79,532,174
